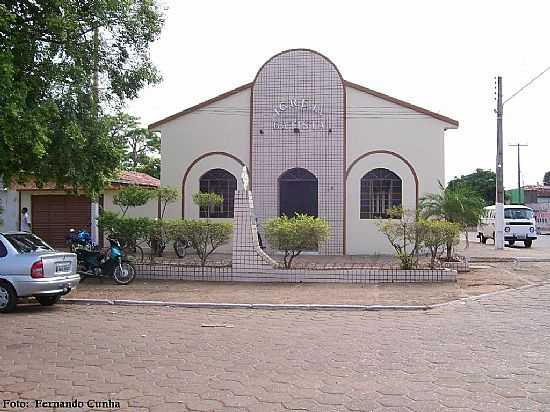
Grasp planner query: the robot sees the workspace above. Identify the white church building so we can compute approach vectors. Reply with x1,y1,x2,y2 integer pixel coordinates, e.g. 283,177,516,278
150,49,458,255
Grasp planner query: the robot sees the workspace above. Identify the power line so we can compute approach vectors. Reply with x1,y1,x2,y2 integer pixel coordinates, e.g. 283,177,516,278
503,64,550,104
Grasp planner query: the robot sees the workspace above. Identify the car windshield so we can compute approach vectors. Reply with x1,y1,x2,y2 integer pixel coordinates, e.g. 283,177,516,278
4,233,54,253
504,208,533,220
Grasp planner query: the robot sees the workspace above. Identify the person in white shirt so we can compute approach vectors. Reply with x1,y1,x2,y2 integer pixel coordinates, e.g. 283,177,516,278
21,207,32,232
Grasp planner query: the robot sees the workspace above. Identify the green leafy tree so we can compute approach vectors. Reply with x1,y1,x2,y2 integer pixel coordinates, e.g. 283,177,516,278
158,187,179,219
264,214,330,269
113,186,155,217
193,192,223,219
0,1,164,195
109,114,161,179
447,169,496,205
170,219,232,268
418,219,460,268
543,171,550,186
375,207,421,270
420,182,485,254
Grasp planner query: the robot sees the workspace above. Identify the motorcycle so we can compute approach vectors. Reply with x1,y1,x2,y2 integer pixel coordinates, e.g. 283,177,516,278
66,229,97,252
66,229,136,285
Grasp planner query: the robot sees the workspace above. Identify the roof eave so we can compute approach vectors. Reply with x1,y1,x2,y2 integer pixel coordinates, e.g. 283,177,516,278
344,81,459,128
148,79,459,130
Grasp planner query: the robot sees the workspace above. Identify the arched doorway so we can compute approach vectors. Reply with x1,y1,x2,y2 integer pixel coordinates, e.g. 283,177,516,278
279,168,318,217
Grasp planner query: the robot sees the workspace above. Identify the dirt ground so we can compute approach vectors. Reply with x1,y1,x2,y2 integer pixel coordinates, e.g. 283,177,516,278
69,235,550,306
69,261,549,306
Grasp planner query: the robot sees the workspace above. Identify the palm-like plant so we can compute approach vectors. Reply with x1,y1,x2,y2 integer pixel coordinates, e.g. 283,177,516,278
420,182,485,258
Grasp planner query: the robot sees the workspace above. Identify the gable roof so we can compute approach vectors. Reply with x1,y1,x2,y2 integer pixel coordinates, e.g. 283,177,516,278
148,80,458,130
12,171,160,191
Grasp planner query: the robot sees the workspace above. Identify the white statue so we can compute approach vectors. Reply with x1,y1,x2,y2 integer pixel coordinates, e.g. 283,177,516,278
241,165,249,191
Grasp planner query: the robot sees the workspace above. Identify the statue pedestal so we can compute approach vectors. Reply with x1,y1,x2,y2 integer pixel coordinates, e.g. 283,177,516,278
232,190,278,271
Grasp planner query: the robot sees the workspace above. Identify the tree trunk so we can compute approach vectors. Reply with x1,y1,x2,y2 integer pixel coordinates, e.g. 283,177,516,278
446,241,453,260
464,230,469,248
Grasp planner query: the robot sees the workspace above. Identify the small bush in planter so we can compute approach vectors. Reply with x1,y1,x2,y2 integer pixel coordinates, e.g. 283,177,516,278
417,219,460,268
375,207,420,270
264,214,330,269
171,219,232,268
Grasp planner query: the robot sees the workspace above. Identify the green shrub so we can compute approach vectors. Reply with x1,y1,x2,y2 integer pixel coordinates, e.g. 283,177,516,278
375,207,421,270
418,219,460,268
192,192,223,219
171,219,232,267
264,214,330,269
97,210,149,249
113,185,155,217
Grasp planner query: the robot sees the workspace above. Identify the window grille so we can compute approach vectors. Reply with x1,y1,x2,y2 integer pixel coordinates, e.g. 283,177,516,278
199,169,237,218
360,168,402,219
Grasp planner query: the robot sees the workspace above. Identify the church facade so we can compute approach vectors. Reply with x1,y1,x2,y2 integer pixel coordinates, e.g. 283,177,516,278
149,49,458,255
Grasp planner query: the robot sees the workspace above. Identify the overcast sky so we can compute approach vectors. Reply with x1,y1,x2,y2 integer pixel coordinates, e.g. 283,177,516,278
127,0,550,189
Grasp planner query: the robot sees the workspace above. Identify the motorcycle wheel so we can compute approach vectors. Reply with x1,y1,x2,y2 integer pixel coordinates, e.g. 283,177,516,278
113,262,136,285
174,239,190,258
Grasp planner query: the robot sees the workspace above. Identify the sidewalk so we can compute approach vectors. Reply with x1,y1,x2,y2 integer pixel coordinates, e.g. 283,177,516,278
70,260,550,306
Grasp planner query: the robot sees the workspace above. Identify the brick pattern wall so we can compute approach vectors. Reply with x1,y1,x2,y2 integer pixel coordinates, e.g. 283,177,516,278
252,50,345,255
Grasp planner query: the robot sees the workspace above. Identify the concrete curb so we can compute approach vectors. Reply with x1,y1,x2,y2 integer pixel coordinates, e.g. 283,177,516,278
61,279,550,312
60,298,432,312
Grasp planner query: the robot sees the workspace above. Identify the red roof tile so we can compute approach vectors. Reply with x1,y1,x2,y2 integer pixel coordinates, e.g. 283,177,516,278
12,171,160,191
110,171,160,188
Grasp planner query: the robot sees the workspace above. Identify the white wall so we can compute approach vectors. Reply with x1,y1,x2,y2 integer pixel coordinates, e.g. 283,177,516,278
0,189,18,232
156,87,251,220
153,84,454,256
345,153,416,254
345,85,452,254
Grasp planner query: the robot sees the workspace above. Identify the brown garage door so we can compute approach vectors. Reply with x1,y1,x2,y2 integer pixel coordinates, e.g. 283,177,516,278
32,195,91,249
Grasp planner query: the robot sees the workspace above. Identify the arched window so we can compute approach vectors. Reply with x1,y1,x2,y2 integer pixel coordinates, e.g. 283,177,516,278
199,168,237,218
279,168,318,217
360,168,402,219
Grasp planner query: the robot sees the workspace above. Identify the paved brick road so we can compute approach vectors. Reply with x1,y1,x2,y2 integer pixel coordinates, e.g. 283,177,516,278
1,284,550,412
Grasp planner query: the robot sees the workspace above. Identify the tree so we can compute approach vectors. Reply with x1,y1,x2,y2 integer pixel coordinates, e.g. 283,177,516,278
158,187,179,220
113,186,155,217
375,208,421,270
109,114,161,179
544,171,550,186
418,219,460,268
171,219,232,268
264,214,330,269
193,192,223,219
0,1,164,195
447,169,496,205
420,182,485,254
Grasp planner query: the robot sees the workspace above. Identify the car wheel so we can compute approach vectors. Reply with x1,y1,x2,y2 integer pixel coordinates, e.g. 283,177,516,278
35,295,61,306
113,262,136,285
524,239,533,248
508,240,515,246
0,282,17,313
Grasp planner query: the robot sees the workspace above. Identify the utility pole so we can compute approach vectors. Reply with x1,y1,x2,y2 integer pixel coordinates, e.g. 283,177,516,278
494,65,550,249
508,143,528,203
495,77,504,249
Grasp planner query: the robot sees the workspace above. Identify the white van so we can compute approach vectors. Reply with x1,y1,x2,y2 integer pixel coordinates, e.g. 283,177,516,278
477,205,537,247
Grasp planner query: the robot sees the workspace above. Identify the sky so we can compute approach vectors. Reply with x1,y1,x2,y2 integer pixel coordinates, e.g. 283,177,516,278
126,0,550,190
